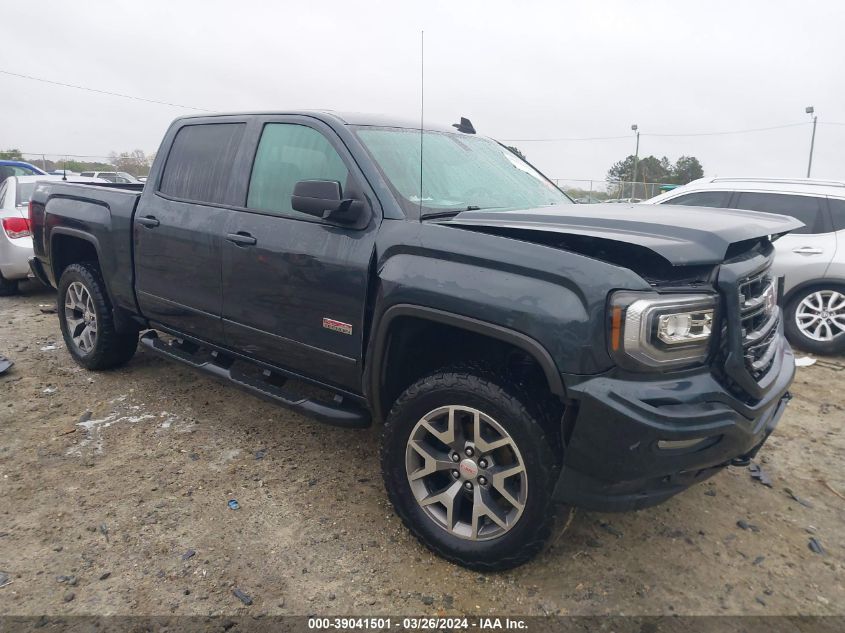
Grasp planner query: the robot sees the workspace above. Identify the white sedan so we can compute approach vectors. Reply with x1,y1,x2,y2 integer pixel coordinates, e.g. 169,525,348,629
0,175,103,295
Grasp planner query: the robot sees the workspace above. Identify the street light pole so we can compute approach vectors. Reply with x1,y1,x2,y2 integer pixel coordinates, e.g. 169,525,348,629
630,124,640,199
805,106,817,178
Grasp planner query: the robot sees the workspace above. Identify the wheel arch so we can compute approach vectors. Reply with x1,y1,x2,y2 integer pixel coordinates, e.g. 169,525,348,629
784,277,845,306
50,229,137,334
365,304,566,424
50,228,102,285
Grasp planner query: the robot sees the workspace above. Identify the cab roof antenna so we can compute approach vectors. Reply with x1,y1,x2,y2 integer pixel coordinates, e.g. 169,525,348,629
453,117,476,134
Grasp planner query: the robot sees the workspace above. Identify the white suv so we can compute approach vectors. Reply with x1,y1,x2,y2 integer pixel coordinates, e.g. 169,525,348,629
646,177,845,355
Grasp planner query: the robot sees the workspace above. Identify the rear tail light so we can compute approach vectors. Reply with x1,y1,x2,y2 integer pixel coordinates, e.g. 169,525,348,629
2,217,31,239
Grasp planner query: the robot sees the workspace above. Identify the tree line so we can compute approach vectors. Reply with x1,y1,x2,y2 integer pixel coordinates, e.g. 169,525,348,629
0,148,155,177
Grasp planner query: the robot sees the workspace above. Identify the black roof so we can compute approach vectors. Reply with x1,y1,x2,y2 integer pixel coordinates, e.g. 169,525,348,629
176,110,461,133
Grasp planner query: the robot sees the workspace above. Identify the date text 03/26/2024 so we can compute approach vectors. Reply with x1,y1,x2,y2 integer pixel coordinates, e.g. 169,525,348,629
308,617,528,630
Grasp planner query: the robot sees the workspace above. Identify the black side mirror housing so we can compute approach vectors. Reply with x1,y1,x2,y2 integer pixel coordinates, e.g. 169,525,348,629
291,180,364,224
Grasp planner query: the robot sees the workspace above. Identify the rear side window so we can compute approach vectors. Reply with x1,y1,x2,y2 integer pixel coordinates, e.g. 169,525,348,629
80,172,94,177
159,123,245,205
828,198,845,231
663,191,733,208
246,123,349,220
732,192,826,234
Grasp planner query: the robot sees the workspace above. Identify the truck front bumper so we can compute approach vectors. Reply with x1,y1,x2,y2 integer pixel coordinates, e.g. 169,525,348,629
554,343,794,512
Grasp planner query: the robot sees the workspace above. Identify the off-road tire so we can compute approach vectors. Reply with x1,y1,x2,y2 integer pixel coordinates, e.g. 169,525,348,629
381,365,559,571
784,284,845,356
58,262,139,370
0,272,19,296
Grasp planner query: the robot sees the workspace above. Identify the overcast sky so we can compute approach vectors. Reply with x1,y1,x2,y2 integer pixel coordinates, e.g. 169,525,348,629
2,0,844,185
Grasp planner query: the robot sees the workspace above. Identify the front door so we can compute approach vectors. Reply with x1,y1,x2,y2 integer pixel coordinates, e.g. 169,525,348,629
221,119,379,391
135,121,247,342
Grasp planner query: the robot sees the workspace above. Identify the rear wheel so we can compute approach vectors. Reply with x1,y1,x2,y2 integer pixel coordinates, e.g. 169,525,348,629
381,367,559,570
785,285,845,355
58,262,139,370
0,272,19,296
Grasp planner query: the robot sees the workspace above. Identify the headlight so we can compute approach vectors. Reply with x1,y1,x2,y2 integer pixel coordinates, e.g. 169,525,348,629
609,291,717,371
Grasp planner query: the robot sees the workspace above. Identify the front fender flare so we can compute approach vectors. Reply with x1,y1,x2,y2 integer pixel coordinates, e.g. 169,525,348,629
364,304,566,423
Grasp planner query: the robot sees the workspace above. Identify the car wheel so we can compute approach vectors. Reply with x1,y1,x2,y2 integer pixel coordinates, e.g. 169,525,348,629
784,285,845,355
58,262,139,370
381,366,559,570
0,271,19,296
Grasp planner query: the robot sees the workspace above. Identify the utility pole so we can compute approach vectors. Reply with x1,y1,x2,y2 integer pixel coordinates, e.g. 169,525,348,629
805,106,817,178
631,124,640,199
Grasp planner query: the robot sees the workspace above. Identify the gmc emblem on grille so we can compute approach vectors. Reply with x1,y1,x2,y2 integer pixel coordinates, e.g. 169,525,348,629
322,318,353,335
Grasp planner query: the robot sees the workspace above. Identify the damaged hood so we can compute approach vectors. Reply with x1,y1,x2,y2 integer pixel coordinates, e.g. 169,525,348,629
443,204,804,266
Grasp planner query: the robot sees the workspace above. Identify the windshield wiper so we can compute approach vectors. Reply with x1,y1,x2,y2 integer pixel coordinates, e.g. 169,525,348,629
421,205,491,219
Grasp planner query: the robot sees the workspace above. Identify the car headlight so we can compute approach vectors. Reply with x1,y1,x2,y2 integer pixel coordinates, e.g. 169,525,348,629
608,291,717,371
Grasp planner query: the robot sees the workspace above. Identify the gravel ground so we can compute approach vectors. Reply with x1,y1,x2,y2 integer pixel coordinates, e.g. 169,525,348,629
1,280,844,617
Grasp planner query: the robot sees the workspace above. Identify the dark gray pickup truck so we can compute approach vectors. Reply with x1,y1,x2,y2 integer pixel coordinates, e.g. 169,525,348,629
28,111,799,570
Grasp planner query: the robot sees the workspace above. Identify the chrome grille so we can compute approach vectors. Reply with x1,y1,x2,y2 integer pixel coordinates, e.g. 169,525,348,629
738,271,779,379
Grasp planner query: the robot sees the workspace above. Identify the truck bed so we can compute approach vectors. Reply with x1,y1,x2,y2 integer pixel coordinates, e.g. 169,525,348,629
29,181,143,314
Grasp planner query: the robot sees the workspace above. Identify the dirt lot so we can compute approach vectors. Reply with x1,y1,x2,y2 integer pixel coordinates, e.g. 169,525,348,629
1,280,844,617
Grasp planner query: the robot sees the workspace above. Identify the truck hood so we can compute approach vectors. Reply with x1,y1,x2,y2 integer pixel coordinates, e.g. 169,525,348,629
443,204,804,266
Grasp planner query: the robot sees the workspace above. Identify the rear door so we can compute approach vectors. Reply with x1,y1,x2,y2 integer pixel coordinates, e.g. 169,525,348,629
730,191,836,293
134,120,248,342
220,116,379,391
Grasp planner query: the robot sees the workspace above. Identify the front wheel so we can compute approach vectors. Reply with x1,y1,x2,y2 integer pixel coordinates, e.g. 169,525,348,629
381,367,559,570
784,285,845,355
58,262,139,370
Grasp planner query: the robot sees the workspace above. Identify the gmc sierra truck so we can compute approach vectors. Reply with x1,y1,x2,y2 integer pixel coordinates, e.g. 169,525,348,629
28,111,799,570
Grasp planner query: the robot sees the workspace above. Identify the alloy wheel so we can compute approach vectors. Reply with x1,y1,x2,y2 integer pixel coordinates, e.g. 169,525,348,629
64,281,98,354
795,290,845,342
405,405,528,541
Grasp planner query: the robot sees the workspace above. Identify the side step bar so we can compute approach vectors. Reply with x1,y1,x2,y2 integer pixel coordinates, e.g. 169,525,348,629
139,331,370,429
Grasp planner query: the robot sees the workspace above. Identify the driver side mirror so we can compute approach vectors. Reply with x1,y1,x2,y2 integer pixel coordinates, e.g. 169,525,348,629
291,180,364,224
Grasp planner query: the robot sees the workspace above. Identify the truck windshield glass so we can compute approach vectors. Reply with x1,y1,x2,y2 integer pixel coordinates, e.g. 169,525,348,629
355,127,570,216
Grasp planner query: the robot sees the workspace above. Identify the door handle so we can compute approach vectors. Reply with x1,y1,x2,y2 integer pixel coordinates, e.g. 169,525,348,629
792,246,824,255
226,232,257,246
136,215,160,228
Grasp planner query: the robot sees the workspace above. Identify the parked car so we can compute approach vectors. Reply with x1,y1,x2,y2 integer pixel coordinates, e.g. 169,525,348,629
49,170,81,177
0,160,47,179
646,177,845,354
1,175,104,295
78,171,140,184
29,111,798,570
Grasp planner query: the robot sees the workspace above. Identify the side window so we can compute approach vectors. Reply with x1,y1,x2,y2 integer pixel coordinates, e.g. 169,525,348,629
159,123,246,205
732,192,825,234
80,172,94,177
247,123,349,219
0,181,7,207
662,191,732,208
828,198,845,232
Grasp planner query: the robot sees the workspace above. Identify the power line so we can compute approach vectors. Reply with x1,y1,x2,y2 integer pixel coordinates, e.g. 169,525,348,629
3,67,841,146
501,121,809,142
20,152,117,159
0,69,209,112
500,134,631,142
644,121,807,137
